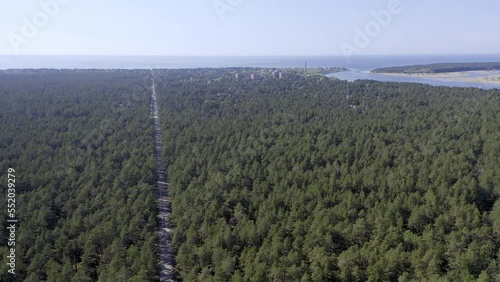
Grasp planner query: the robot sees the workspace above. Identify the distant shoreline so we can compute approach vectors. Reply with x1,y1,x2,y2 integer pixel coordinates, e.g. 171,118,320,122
371,62,500,74
377,70,500,85
2,55,500,70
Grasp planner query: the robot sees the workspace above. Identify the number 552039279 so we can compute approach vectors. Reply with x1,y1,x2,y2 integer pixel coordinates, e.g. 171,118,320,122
7,168,16,218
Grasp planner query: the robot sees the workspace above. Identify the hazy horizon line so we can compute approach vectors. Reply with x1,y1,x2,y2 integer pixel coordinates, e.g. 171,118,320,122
2,53,500,58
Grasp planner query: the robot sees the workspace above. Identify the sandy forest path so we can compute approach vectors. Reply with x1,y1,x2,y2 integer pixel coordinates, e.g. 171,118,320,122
150,76,174,281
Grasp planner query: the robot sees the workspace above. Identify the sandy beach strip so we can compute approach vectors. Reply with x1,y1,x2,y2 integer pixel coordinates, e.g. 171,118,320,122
376,70,500,84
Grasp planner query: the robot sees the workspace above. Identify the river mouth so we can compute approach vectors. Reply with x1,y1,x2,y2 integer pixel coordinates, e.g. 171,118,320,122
328,70,500,89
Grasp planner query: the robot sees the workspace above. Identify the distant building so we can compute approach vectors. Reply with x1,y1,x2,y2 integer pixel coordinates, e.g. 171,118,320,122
235,73,239,79
271,70,283,79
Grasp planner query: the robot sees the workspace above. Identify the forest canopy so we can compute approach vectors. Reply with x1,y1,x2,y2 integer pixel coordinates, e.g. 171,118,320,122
0,70,159,281
154,69,500,281
1,68,500,281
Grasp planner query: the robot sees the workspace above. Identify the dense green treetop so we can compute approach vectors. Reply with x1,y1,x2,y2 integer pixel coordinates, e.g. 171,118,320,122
0,70,159,281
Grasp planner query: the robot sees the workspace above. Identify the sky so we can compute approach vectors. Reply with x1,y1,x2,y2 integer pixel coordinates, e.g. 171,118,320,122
0,0,499,56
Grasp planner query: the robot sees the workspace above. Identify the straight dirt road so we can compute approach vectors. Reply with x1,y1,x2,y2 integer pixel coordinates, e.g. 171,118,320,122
150,76,174,281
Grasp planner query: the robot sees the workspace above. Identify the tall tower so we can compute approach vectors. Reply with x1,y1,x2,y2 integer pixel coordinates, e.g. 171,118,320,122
305,62,307,71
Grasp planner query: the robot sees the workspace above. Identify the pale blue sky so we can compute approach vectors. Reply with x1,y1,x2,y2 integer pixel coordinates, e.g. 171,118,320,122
0,0,499,56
